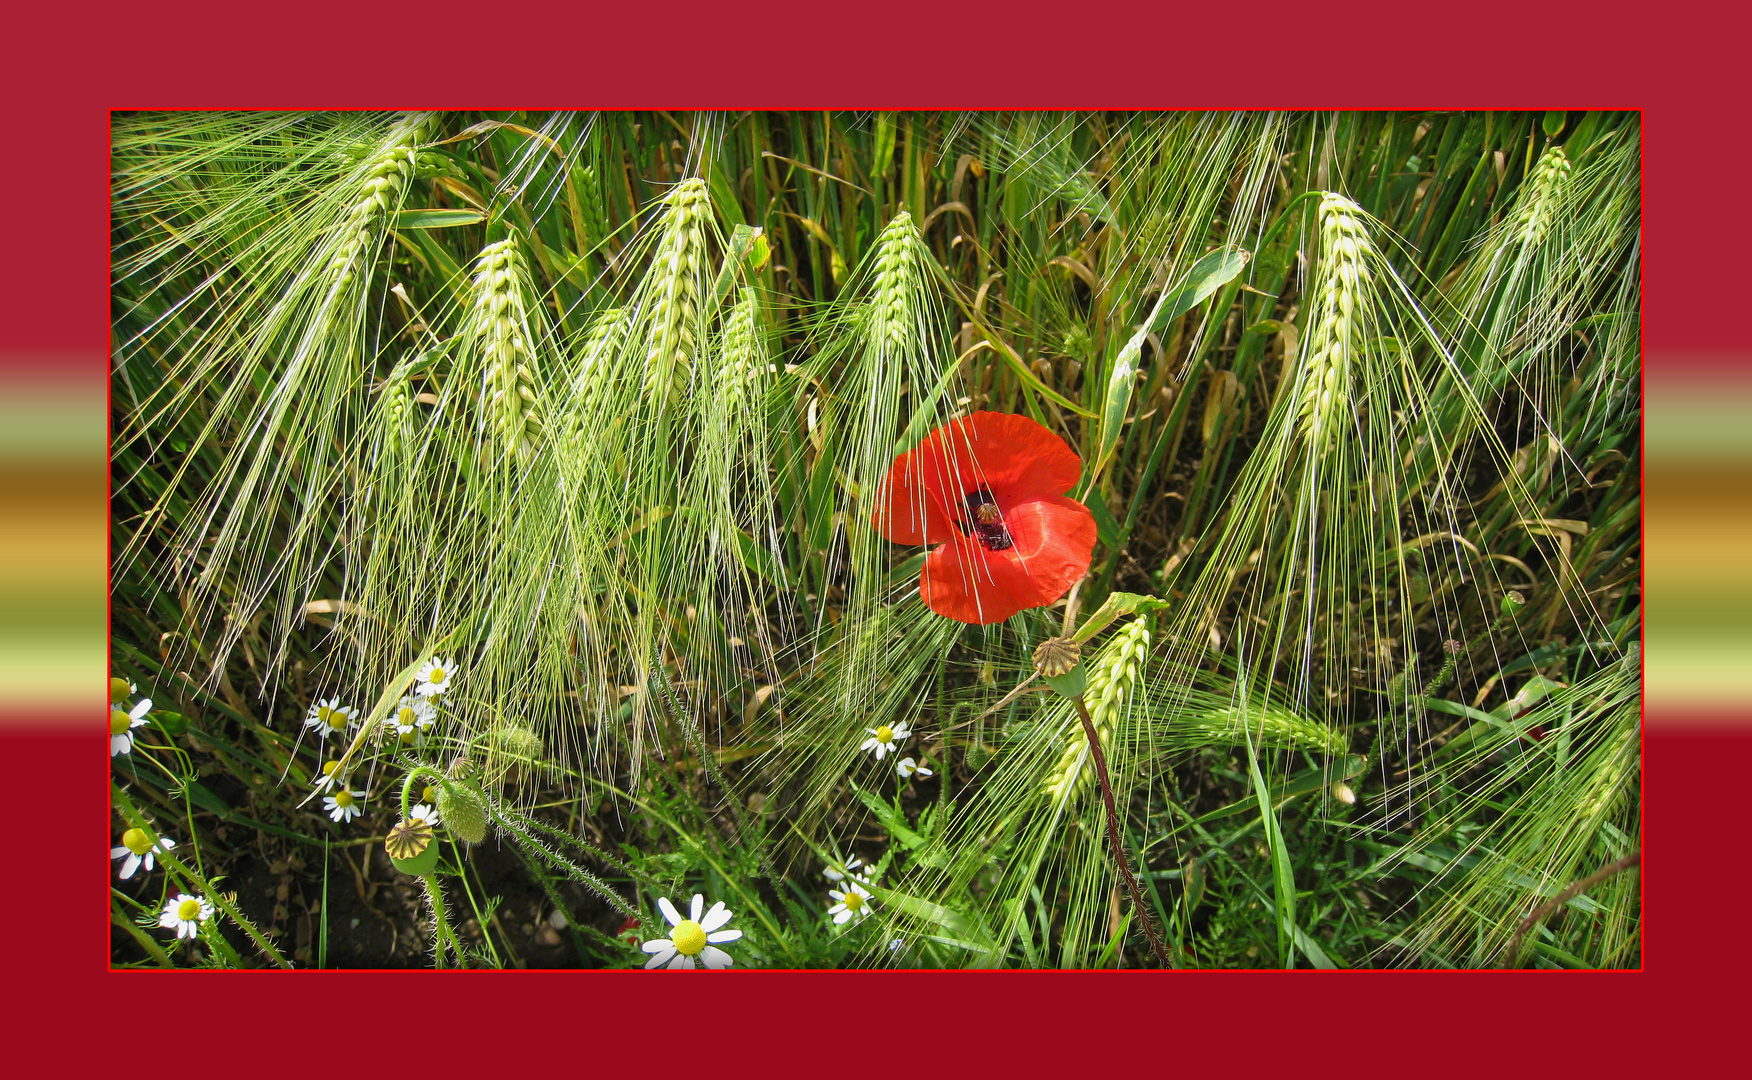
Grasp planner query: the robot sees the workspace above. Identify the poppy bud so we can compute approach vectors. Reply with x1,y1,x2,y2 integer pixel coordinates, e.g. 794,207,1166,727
1500,591,1526,618
436,780,490,844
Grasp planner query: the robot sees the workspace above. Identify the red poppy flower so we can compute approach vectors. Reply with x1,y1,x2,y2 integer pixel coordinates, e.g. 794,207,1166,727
873,411,1097,625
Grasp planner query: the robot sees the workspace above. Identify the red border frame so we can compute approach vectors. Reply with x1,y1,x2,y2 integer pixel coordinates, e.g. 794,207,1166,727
11,1,1741,1069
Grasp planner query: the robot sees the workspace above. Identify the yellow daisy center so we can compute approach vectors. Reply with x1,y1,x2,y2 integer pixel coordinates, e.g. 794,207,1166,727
111,710,132,735
317,706,336,727
428,667,447,685
177,898,203,922
111,678,132,704
400,730,416,745
844,891,865,912
875,725,894,743
322,761,340,776
122,828,153,855
421,784,436,803
399,707,417,725
333,790,356,809
671,919,707,956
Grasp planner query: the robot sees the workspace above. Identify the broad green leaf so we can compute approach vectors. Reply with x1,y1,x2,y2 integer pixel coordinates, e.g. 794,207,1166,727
1095,246,1250,473
393,208,486,229
1071,591,1169,644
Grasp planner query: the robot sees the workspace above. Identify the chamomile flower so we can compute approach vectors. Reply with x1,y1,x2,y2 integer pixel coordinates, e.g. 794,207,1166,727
827,880,875,925
858,720,911,761
323,787,367,823
823,855,872,883
387,696,432,745
111,828,175,880
110,698,151,756
158,893,213,939
303,697,357,739
414,656,458,697
896,756,933,780
310,759,344,792
641,894,742,970
408,803,440,827
110,677,136,704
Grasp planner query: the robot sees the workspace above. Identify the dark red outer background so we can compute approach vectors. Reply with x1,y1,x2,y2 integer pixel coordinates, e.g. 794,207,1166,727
13,2,1737,1071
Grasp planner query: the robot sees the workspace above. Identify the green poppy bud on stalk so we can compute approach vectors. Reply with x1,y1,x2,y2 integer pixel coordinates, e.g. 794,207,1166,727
436,779,490,844
1501,590,1526,619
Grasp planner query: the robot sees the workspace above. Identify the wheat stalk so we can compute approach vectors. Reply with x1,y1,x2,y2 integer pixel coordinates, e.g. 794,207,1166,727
1043,616,1151,802
1296,192,1373,454
465,237,543,464
323,113,429,303
641,178,710,400
1511,145,1572,248
1176,704,1349,755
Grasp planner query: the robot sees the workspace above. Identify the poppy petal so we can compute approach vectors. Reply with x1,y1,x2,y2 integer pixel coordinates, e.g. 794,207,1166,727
873,443,956,545
937,412,1085,502
919,494,1097,624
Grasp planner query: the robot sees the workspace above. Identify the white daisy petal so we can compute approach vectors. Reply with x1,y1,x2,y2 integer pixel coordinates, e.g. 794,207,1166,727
657,896,683,927
700,902,732,931
705,928,742,944
689,894,704,923
700,946,733,969
669,953,694,970
643,946,677,969
641,938,674,954
111,846,129,859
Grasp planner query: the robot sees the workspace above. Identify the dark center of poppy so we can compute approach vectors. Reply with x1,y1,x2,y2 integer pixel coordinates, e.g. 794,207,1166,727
958,487,1014,551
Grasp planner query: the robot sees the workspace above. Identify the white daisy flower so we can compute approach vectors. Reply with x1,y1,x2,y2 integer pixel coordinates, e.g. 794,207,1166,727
158,893,214,940
303,697,357,739
896,756,933,780
641,893,742,970
858,720,911,761
111,828,175,880
823,855,874,883
827,880,875,925
414,657,458,697
310,760,344,792
408,803,441,827
322,788,367,823
110,698,152,757
386,696,434,745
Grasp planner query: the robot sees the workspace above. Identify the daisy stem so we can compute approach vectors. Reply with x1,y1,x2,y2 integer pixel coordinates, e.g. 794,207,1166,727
112,782,292,967
1071,695,1174,968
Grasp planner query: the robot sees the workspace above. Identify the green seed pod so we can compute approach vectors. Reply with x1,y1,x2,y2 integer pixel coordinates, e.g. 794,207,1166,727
386,819,439,875
436,780,490,844
1500,590,1527,619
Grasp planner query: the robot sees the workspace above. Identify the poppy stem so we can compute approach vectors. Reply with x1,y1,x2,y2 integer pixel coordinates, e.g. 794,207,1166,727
1072,694,1175,968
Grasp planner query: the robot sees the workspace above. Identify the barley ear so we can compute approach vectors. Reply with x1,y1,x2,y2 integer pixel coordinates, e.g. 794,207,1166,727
1043,616,1151,803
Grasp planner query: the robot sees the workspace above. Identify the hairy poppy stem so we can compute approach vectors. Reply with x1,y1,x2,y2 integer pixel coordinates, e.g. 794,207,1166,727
1073,694,1174,968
